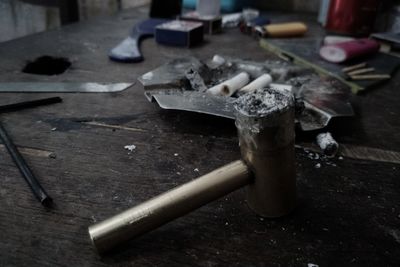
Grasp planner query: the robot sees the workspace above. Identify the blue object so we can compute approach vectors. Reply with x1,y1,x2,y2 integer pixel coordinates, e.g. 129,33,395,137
109,19,169,63
318,0,330,26
251,16,270,26
183,0,246,13
155,21,204,47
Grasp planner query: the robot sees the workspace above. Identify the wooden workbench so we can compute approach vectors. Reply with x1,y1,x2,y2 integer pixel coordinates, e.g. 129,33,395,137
0,6,399,266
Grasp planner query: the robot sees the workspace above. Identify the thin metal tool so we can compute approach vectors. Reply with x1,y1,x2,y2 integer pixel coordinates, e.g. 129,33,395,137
0,122,52,206
0,82,133,93
0,97,63,207
0,97,62,113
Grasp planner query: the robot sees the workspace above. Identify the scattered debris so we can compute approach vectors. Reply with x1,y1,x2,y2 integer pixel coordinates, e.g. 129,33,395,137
124,144,136,152
51,127,57,131
194,168,199,172
315,163,321,169
316,132,339,157
308,264,319,267
185,68,208,92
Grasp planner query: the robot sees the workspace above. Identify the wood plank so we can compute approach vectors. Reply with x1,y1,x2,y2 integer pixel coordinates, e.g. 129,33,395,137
0,6,399,267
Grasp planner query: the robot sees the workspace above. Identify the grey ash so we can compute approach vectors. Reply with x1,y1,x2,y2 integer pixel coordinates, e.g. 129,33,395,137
234,87,294,117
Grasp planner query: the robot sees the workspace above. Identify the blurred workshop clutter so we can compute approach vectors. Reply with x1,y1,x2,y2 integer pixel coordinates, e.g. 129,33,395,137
0,0,150,42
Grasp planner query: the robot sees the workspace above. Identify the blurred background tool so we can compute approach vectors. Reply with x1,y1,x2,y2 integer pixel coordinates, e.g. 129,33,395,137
109,19,170,63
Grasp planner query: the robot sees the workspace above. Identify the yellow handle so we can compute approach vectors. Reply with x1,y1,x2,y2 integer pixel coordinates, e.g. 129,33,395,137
264,22,307,38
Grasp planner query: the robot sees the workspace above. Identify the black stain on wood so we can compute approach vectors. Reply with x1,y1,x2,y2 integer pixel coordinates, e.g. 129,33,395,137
22,55,71,75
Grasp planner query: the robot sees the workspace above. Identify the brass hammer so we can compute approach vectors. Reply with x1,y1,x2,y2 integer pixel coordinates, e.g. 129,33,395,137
88,88,296,253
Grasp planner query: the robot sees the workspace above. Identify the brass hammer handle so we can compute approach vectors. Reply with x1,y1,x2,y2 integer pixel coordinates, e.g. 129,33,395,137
88,160,251,253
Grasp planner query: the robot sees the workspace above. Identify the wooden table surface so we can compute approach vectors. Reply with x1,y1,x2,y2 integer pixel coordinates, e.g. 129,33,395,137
0,6,399,267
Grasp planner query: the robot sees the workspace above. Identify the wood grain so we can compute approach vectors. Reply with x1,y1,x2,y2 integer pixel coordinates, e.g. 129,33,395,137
0,6,399,267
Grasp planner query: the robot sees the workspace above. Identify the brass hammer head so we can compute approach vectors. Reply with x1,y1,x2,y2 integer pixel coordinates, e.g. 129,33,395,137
234,87,296,217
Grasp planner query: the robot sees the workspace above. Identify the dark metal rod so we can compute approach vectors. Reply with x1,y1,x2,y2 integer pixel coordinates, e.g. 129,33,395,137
0,97,62,114
0,122,52,207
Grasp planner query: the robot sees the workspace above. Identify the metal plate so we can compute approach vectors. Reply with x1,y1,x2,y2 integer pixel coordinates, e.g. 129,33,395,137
0,82,134,93
138,56,354,131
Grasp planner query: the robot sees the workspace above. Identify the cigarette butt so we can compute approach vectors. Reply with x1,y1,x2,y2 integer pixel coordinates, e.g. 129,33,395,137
342,62,367,73
316,132,338,157
350,74,391,80
239,74,273,94
207,72,250,96
347,67,375,76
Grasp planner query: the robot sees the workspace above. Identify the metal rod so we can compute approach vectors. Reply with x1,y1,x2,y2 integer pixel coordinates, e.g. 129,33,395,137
0,122,52,207
0,97,62,114
89,160,251,253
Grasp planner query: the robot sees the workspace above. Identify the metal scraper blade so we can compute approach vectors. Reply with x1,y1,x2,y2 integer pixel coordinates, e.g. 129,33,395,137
152,91,235,119
139,56,355,132
0,82,134,93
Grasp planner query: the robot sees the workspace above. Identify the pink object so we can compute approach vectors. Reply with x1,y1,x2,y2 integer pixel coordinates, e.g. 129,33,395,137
319,38,380,63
